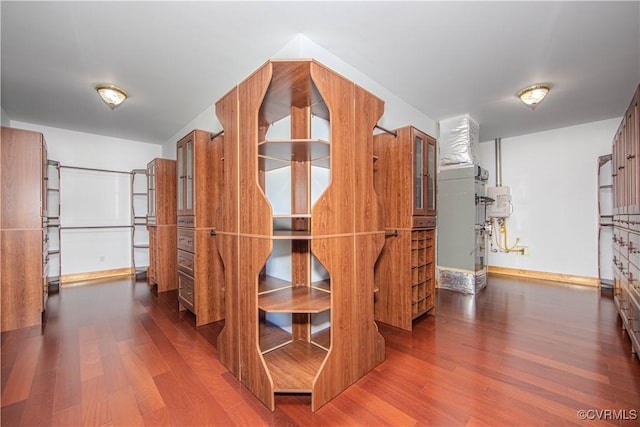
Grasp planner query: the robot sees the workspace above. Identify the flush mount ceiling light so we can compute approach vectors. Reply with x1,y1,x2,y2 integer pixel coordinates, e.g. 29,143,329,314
95,84,128,109
517,84,551,109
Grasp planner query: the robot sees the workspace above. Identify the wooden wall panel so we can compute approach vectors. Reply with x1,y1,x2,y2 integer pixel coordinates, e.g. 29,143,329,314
194,229,224,326
374,230,412,330
1,230,43,331
215,88,239,374
238,63,273,236
215,233,239,375
238,236,274,410
310,63,355,236
157,225,177,291
1,128,43,230
353,86,385,234
311,235,384,411
373,127,415,229
193,131,221,229
154,159,176,225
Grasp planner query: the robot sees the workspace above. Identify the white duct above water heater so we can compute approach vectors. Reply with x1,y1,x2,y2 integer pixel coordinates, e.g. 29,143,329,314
438,114,480,169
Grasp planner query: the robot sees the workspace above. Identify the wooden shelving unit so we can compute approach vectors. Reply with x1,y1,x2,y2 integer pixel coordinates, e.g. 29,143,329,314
176,130,224,326
373,126,437,331
46,159,61,290
1,126,49,332
130,169,149,279
215,59,385,411
612,84,640,357
146,158,177,292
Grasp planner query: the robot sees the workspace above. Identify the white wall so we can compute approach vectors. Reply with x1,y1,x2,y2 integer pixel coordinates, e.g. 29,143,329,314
1,108,10,126
274,34,437,136
477,118,620,278
161,34,438,156
161,104,219,159
10,121,161,277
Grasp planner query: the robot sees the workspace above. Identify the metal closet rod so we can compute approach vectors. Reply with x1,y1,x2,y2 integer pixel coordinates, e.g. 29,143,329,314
61,225,133,230
210,130,224,140
375,124,397,137
59,165,132,175
211,125,395,137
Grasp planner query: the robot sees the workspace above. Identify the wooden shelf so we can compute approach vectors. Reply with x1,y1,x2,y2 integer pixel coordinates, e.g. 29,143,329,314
259,155,330,171
273,213,312,219
258,286,331,313
258,139,330,162
262,340,327,392
259,275,291,295
272,230,313,240
259,320,292,353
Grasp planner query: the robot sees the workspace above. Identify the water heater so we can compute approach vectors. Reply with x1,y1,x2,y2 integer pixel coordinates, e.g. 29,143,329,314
486,186,511,218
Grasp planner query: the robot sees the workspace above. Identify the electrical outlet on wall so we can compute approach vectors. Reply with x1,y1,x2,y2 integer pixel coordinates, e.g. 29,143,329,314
515,246,529,256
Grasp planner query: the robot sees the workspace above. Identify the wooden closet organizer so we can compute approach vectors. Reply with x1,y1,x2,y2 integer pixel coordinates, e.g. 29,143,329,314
215,59,385,411
147,158,177,292
1,126,49,332
373,126,437,330
176,130,224,326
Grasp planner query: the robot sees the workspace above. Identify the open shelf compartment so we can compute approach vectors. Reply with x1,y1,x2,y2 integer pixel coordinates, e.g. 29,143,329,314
262,340,328,393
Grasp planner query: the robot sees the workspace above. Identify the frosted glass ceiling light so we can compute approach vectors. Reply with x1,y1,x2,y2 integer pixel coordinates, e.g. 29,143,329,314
518,84,550,109
95,84,128,109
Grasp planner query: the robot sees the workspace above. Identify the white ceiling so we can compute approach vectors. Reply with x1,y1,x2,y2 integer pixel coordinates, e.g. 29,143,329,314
2,1,639,144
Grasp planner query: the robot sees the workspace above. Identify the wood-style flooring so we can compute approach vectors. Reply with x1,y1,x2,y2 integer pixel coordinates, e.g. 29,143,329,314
2,275,639,426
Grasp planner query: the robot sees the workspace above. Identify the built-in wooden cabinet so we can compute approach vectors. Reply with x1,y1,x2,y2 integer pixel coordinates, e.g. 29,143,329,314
175,130,224,326
146,158,177,292
215,59,385,411
612,84,640,357
1,126,49,332
373,126,437,331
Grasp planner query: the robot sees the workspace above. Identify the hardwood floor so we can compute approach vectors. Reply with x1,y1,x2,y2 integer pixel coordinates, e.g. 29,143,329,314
2,274,639,426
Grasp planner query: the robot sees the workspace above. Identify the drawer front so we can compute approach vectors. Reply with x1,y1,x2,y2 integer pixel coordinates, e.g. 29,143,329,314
629,231,640,269
413,216,436,229
177,249,195,276
177,228,195,252
178,216,195,227
630,214,640,233
178,272,195,311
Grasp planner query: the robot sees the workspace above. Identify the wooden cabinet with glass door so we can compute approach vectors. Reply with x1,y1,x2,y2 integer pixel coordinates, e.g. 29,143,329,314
146,158,177,292
175,130,224,326
373,125,437,331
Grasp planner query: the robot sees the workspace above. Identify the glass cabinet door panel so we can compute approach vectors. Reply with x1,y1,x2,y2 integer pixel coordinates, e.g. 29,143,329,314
186,139,194,211
177,143,184,211
147,163,156,217
414,133,425,214
427,138,436,214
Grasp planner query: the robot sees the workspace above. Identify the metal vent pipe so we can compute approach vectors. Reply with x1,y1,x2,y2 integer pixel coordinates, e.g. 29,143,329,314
495,138,502,187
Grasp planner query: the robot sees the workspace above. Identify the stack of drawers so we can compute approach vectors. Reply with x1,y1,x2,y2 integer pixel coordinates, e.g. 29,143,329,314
177,220,195,312
613,215,640,354
611,84,640,356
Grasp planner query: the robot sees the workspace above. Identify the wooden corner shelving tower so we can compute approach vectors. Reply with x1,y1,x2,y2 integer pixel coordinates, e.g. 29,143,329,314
215,59,385,411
